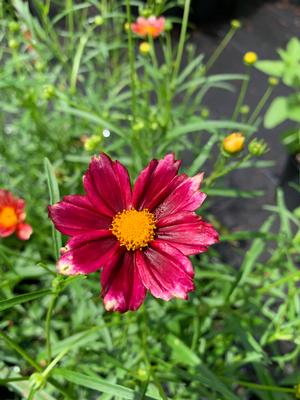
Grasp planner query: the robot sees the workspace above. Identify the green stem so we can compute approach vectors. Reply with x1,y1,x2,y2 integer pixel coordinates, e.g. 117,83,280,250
66,0,74,51
224,378,295,394
27,388,36,400
232,72,250,121
205,27,236,72
248,86,273,125
206,154,251,187
172,0,191,81
45,293,58,363
125,0,137,120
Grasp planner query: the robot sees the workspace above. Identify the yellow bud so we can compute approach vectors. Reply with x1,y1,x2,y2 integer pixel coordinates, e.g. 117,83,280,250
9,39,18,49
124,22,130,32
94,15,104,26
231,19,241,29
223,133,245,155
268,76,279,86
139,41,151,55
243,51,258,66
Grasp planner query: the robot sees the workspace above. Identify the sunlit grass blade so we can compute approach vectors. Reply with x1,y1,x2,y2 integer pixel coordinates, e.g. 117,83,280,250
0,289,51,312
53,369,162,400
44,157,62,259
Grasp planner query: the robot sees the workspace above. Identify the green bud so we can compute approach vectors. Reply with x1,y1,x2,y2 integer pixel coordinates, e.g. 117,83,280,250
94,15,104,26
268,76,279,86
151,121,158,130
240,104,250,115
8,21,20,33
42,84,55,100
201,107,210,119
231,19,241,29
141,8,151,17
137,368,148,381
29,373,46,391
35,61,46,72
51,276,65,293
248,138,269,156
132,120,145,132
9,39,19,50
164,20,172,31
84,134,103,152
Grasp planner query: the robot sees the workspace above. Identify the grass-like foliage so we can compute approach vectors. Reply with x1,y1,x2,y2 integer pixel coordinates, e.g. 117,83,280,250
0,1,299,399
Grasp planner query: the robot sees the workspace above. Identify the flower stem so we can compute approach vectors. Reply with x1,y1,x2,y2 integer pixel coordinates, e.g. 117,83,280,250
125,0,137,120
248,85,273,125
205,27,236,72
232,71,250,121
45,292,58,363
172,0,191,81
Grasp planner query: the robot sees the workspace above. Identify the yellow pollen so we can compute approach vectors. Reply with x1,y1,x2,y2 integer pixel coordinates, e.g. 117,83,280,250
111,208,156,251
0,206,18,228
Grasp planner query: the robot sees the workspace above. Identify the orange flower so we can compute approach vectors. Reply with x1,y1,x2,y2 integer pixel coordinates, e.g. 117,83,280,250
0,189,32,240
131,16,165,38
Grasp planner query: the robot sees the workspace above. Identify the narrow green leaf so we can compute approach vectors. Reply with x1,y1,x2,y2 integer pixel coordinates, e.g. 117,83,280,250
60,105,125,138
44,158,62,259
53,369,161,400
166,120,255,141
0,289,51,312
204,187,264,198
229,216,275,300
70,34,89,94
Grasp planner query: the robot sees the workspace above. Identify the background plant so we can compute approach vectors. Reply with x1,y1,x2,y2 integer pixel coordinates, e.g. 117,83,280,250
0,0,299,399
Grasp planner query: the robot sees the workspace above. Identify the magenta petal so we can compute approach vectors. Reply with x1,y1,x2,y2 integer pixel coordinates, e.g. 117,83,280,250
48,195,112,236
101,252,146,313
157,212,219,255
154,173,206,220
132,153,181,211
83,153,132,217
56,230,118,275
136,240,194,301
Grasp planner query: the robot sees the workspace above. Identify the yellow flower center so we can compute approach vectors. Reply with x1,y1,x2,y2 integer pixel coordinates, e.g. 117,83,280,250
111,208,156,251
0,206,18,228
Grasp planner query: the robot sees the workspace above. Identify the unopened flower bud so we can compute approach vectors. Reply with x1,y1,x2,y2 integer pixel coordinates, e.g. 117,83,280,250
243,51,258,66
201,107,210,119
9,39,18,50
231,20,241,29
29,373,46,391
42,84,55,100
248,138,268,156
94,15,104,26
164,20,172,31
139,41,151,55
268,76,279,86
240,104,250,115
223,133,245,155
124,22,130,32
8,21,20,33
84,134,103,152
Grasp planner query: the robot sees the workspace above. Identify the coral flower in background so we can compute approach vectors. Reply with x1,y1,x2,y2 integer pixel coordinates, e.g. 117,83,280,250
0,189,32,240
49,153,219,312
131,16,165,38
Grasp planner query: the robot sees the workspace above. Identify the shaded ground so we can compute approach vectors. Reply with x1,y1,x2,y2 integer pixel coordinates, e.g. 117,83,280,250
191,1,300,232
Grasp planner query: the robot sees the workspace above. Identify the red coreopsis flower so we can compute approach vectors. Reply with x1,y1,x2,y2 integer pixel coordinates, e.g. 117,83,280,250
131,16,165,38
48,154,219,312
0,190,32,240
